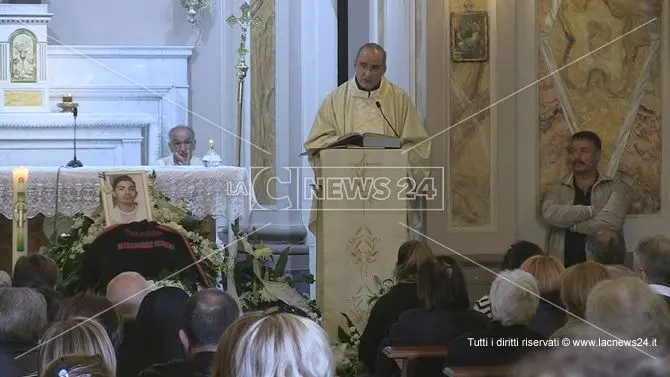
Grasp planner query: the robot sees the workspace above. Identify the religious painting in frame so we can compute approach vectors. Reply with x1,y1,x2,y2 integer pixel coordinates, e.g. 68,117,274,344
450,11,489,62
100,171,153,227
9,28,37,83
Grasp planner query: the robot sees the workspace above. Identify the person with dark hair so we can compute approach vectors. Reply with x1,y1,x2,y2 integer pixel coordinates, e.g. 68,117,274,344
139,289,239,377
304,42,431,235
358,240,433,374
12,253,59,288
109,174,147,225
473,241,543,318
118,287,189,377
586,229,627,265
12,253,63,323
377,256,489,376
542,131,630,268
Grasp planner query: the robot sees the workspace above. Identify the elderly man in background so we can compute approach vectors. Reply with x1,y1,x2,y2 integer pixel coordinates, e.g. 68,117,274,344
106,271,152,320
107,271,153,377
157,126,203,166
443,269,545,367
634,235,670,307
586,277,670,355
0,287,47,377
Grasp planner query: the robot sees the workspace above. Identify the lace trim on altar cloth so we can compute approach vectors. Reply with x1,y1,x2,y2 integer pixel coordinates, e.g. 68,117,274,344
0,166,256,220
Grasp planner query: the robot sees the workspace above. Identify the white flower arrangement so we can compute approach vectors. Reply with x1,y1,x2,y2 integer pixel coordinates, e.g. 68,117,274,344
334,276,395,377
47,171,323,337
47,172,224,296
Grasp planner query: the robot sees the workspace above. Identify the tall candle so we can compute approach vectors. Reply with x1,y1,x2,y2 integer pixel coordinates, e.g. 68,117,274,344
12,166,28,253
12,166,29,190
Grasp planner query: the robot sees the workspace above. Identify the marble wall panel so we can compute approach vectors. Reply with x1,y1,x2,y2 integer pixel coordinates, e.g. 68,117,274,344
449,0,492,228
538,0,662,214
250,0,276,204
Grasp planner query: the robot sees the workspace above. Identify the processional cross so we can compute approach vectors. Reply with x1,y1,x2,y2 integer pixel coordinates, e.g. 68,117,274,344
227,2,261,167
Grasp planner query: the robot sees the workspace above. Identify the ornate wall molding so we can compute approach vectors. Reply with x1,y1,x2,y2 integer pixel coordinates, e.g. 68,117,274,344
0,112,152,128
47,45,194,59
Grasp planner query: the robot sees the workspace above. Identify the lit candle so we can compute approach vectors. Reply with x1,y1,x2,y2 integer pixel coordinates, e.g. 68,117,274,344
209,139,215,148
12,166,29,191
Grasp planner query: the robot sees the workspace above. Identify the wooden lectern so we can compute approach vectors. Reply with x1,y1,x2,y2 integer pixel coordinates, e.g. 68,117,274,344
311,147,411,339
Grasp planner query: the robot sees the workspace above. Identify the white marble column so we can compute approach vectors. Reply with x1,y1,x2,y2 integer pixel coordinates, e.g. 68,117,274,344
298,0,337,297
368,0,426,119
219,0,249,167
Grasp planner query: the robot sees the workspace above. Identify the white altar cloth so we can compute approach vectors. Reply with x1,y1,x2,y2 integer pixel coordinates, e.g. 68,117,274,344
0,166,255,221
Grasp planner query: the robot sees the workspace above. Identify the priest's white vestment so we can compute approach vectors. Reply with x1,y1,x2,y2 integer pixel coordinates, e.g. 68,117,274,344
304,77,431,235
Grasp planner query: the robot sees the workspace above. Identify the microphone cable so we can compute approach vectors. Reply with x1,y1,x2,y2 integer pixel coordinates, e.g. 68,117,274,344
375,101,400,138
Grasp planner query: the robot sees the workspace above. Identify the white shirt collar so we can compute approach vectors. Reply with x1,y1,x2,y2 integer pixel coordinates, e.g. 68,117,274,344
649,284,670,297
349,77,386,99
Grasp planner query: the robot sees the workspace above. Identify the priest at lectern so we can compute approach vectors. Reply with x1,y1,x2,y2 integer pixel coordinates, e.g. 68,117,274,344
304,43,432,236
304,42,431,171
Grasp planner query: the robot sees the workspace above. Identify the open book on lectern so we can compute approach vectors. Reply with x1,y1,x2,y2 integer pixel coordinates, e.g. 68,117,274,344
301,132,400,157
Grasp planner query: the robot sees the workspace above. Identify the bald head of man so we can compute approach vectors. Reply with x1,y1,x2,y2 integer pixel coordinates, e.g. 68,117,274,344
106,271,151,319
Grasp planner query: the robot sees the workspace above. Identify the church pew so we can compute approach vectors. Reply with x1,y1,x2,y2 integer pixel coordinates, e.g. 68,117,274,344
383,345,449,377
443,366,512,377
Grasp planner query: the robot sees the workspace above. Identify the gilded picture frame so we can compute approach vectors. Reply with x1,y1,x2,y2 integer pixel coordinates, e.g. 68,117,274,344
100,171,153,227
450,11,489,62
9,28,37,83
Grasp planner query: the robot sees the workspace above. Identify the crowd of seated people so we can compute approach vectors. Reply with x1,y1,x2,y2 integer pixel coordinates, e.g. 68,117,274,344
0,251,336,377
359,235,670,377
3,230,670,377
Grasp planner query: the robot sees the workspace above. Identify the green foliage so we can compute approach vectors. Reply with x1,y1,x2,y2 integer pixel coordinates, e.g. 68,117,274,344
45,172,224,297
227,218,320,319
47,215,94,296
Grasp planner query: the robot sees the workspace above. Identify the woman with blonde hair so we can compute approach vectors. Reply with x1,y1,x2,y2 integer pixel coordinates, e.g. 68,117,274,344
358,240,433,373
550,261,610,339
211,312,265,377
37,317,117,376
520,254,566,336
40,355,113,377
226,313,334,377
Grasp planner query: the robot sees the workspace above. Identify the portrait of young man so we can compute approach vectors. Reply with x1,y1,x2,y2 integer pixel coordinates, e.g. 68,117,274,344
103,173,152,226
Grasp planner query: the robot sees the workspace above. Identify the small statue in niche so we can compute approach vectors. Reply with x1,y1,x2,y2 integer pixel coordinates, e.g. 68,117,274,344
10,29,37,83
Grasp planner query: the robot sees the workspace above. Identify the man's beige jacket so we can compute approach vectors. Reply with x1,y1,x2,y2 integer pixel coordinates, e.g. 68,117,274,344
541,173,631,263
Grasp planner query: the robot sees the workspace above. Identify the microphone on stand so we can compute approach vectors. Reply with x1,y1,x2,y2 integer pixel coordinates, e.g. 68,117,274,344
375,101,400,138
66,107,83,168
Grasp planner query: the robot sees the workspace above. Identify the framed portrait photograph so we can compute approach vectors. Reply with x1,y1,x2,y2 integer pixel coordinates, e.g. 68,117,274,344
100,171,153,227
450,11,489,62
